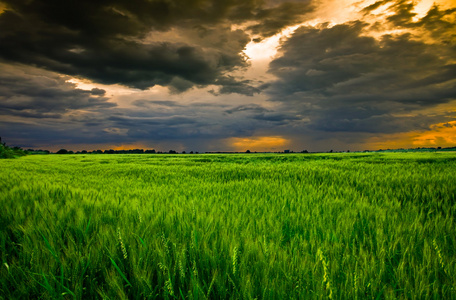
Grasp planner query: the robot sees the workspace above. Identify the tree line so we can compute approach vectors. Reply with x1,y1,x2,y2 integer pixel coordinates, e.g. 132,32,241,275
52,149,199,154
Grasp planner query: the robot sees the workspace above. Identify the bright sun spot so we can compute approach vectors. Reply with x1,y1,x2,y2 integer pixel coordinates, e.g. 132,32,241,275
413,0,434,21
66,78,100,91
413,0,454,21
243,24,302,61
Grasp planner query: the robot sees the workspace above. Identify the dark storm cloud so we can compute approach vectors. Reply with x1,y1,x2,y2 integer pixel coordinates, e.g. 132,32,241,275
132,100,181,108
211,76,263,96
386,1,418,27
361,0,393,14
0,0,313,94
361,0,419,27
90,88,107,96
224,103,299,124
0,67,274,150
225,104,269,114
0,110,62,119
0,64,115,117
307,109,446,133
268,4,456,134
252,112,300,123
0,121,75,144
108,115,197,126
246,1,314,38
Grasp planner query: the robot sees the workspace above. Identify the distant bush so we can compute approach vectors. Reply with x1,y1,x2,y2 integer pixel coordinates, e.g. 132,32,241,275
56,149,69,154
0,143,27,158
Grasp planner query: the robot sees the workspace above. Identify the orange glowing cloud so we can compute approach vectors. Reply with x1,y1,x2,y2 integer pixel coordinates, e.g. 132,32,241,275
365,121,456,150
413,121,456,147
228,136,290,152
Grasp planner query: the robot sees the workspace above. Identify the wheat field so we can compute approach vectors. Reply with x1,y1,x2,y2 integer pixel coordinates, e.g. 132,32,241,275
1,152,455,299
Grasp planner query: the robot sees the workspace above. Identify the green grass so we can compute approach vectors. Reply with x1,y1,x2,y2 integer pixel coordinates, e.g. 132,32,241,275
1,152,455,299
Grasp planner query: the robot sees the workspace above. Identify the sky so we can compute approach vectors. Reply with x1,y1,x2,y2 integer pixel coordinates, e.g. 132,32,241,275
0,0,455,152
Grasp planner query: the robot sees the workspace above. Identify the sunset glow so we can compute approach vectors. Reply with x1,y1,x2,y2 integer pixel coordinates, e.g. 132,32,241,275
413,121,456,147
229,136,290,152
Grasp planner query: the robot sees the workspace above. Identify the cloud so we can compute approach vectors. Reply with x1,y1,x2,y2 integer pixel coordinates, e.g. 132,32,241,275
252,112,301,124
103,127,128,136
0,89,278,150
246,1,314,38
362,119,456,149
224,103,300,125
131,99,181,108
210,76,263,96
267,4,456,136
0,64,115,118
225,104,269,114
0,0,313,94
361,0,393,14
107,115,198,127
362,0,456,42
90,88,107,96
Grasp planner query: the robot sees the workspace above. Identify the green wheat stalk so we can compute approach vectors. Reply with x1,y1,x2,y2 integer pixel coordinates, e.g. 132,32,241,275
117,227,128,260
317,249,333,299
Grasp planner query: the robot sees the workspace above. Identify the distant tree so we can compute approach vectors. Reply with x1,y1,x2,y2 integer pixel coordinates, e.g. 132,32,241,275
68,150,74,154
56,149,68,154
182,151,186,154
190,151,194,154
301,150,308,153
169,150,177,154
246,150,251,153
81,150,87,154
